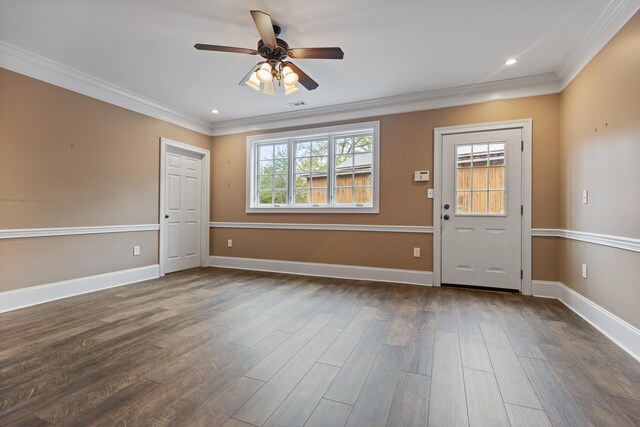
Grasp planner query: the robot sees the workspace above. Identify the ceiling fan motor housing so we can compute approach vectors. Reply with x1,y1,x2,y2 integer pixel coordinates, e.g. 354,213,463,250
257,38,289,61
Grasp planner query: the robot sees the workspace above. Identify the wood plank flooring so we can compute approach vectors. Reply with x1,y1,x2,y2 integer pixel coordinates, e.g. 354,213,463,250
1,267,639,426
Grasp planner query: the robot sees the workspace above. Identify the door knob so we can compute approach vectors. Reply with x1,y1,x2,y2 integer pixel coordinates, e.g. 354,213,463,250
444,204,450,210
443,214,450,220
165,214,169,219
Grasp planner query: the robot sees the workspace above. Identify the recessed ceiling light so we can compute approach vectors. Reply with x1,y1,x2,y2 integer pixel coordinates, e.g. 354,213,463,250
210,109,219,114
505,58,518,66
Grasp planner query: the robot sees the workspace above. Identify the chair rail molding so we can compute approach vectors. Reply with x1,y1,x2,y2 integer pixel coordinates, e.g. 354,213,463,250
532,228,640,253
0,224,160,240
209,222,433,234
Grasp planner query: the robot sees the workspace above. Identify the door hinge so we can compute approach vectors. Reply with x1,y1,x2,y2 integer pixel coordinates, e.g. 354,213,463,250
521,270,524,279
521,140,524,151
521,205,524,215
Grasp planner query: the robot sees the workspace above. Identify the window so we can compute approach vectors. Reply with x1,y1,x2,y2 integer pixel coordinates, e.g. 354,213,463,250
455,142,506,215
247,122,379,213
257,142,289,205
294,138,329,206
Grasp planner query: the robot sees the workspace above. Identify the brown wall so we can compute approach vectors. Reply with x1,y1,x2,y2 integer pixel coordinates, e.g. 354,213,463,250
558,12,640,328
211,95,560,276
0,68,210,291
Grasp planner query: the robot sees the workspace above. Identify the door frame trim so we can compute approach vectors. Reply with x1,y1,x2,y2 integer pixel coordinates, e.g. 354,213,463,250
159,137,210,276
433,119,532,295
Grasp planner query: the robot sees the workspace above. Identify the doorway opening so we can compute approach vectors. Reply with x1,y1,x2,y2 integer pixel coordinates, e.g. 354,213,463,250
433,120,532,294
159,137,210,276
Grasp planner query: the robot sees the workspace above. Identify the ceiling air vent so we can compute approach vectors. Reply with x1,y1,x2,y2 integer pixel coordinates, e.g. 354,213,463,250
286,101,307,108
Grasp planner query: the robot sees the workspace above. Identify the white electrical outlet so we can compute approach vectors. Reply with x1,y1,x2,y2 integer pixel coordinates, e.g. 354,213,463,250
582,190,588,204
133,245,141,256
581,263,588,279
413,247,421,258
427,189,434,199
227,239,233,248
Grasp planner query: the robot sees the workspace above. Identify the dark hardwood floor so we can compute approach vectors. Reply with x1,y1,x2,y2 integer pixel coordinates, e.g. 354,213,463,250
1,267,639,426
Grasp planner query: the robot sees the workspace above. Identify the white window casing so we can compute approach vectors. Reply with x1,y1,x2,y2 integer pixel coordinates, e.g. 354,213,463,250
246,121,380,213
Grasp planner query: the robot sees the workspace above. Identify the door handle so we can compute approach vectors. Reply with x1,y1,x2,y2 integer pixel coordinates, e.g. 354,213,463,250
443,214,450,220
443,204,450,210
165,214,169,219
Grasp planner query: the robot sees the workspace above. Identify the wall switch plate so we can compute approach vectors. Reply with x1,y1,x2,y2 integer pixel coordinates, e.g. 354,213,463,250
413,247,421,257
133,245,141,256
227,239,233,248
582,263,588,278
414,170,430,182
427,189,434,199
582,190,588,204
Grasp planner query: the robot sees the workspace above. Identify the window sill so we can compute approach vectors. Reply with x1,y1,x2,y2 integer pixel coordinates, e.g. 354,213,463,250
246,206,379,214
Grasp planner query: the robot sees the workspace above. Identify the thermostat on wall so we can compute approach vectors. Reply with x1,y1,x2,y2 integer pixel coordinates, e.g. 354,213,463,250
414,170,430,182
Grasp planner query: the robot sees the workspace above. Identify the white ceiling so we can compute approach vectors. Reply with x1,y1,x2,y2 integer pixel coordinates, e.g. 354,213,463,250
0,0,634,131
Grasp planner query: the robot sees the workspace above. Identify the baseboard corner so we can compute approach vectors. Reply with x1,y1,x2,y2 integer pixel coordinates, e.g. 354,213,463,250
532,280,640,362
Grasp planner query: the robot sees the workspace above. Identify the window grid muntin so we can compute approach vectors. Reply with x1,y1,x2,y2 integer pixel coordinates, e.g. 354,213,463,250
455,142,507,216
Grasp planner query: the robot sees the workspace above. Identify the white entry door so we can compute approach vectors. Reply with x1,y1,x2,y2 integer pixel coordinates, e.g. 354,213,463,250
163,147,202,273
441,128,522,290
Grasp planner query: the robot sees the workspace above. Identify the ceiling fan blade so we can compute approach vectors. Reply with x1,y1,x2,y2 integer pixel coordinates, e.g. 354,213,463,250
288,47,344,60
194,44,257,55
250,10,277,47
238,64,260,86
283,61,319,91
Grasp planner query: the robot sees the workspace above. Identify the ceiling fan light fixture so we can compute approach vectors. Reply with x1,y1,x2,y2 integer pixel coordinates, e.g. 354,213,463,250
262,80,275,96
196,10,344,95
284,82,299,95
256,63,273,83
245,71,262,91
282,66,299,85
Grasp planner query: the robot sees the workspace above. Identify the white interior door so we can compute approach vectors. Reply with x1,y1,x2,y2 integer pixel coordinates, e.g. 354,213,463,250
164,147,202,273
441,128,522,290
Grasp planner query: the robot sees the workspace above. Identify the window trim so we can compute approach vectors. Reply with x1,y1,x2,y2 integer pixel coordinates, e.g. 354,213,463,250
246,121,380,213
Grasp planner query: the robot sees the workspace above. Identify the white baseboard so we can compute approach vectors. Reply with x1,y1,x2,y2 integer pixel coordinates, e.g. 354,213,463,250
530,280,561,299
532,280,640,362
0,264,160,313
209,256,432,286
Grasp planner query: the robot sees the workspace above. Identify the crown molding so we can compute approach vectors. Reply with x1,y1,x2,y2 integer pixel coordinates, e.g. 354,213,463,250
2,1,637,137
0,42,212,135
556,0,640,89
209,73,562,136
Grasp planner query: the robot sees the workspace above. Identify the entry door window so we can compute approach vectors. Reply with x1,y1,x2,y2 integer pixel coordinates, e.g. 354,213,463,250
455,142,506,215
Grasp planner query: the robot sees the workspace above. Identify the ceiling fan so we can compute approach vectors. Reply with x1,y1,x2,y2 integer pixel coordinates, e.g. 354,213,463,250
194,10,344,96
